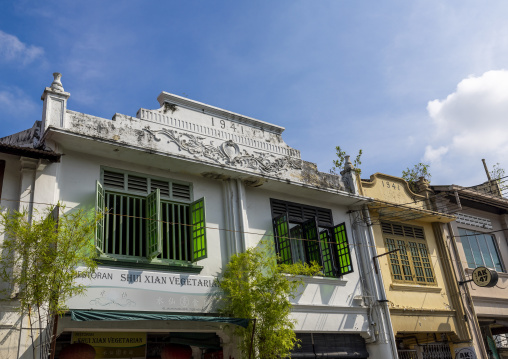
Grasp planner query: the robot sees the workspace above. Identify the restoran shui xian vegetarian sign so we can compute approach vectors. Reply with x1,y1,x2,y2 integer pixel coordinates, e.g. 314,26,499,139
66,266,221,312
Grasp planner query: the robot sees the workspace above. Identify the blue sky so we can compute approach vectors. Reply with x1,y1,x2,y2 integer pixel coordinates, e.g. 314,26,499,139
2,1,508,186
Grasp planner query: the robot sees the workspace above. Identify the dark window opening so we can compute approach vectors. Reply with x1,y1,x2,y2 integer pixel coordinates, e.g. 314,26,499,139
271,199,353,278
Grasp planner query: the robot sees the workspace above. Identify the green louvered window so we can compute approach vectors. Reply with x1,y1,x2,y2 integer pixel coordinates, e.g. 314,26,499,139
273,214,293,264
190,198,207,262
382,222,435,285
332,223,353,275
320,229,334,277
270,200,354,278
95,169,207,264
95,180,105,254
147,189,162,259
303,218,323,266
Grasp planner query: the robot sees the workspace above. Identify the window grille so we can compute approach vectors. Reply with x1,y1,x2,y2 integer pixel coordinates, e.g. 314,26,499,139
398,350,418,359
421,343,452,359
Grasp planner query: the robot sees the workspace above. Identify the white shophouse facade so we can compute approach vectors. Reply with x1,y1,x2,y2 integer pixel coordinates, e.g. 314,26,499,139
0,74,397,359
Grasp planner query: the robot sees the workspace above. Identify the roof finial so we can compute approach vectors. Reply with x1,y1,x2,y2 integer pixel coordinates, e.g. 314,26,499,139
50,72,64,92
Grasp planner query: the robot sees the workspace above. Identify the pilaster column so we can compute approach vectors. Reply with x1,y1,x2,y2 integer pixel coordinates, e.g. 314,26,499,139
41,73,70,133
222,179,249,262
340,155,361,194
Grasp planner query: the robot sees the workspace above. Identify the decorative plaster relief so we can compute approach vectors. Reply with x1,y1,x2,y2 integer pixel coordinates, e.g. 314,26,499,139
144,127,302,174
138,107,300,159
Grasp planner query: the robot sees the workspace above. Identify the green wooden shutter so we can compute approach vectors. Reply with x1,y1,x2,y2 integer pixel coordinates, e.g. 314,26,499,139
95,180,105,254
320,229,335,277
331,222,353,275
146,189,162,259
190,197,207,262
302,218,323,266
272,213,293,264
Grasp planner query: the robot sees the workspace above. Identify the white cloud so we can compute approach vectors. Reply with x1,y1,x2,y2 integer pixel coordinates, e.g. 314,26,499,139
0,30,44,65
423,145,448,163
424,70,508,185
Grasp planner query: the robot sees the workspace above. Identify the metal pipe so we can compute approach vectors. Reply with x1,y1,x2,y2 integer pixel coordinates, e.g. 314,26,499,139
483,159,492,182
362,208,399,358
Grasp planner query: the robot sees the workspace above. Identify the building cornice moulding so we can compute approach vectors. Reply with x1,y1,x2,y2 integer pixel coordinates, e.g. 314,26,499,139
291,304,368,314
390,308,456,317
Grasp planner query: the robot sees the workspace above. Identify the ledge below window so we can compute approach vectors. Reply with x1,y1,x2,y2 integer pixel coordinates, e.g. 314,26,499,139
96,258,203,274
289,274,348,286
390,283,442,293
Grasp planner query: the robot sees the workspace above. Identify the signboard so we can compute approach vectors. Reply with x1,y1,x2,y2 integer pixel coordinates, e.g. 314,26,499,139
472,266,499,288
455,347,477,359
66,266,221,312
72,332,146,359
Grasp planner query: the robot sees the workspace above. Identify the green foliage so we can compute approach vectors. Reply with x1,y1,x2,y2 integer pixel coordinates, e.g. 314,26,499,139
490,163,507,193
402,163,431,193
0,205,99,316
279,261,322,276
219,245,320,359
330,146,362,175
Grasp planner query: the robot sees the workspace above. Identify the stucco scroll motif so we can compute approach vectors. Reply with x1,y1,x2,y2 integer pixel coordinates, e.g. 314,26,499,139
144,127,302,173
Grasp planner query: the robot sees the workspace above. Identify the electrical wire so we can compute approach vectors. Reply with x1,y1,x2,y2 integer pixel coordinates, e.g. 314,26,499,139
1,195,505,268
362,175,508,215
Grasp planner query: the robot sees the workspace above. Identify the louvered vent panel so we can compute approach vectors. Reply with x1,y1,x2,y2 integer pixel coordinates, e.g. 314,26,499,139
151,179,170,197
104,171,125,189
172,183,191,200
288,204,303,220
271,199,333,226
302,207,316,220
128,175,148,192
318,209,333,226
392,224,404,236
272,201,287,217
381,222,392,234
414,228,425,239
403,226,415,238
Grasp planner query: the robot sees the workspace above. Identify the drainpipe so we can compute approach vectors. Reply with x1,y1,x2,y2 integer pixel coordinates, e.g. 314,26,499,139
362,208,399,359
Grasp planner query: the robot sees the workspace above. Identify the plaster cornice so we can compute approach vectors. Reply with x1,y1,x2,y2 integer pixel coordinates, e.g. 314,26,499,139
390,308,456,317
291,304,368,314
45,127,371,204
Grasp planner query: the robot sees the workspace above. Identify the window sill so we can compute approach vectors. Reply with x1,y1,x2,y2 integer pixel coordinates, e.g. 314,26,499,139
390,283,442,293
288,274,348,286
96,258,203,274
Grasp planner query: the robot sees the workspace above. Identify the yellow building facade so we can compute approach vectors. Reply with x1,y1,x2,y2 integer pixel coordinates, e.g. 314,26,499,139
359,173,474,358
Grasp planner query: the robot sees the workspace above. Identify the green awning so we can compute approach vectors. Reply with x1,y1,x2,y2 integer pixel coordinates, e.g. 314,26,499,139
70,310,250,328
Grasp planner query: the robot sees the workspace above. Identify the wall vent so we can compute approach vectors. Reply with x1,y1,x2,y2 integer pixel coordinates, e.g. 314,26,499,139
456,213,492,229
